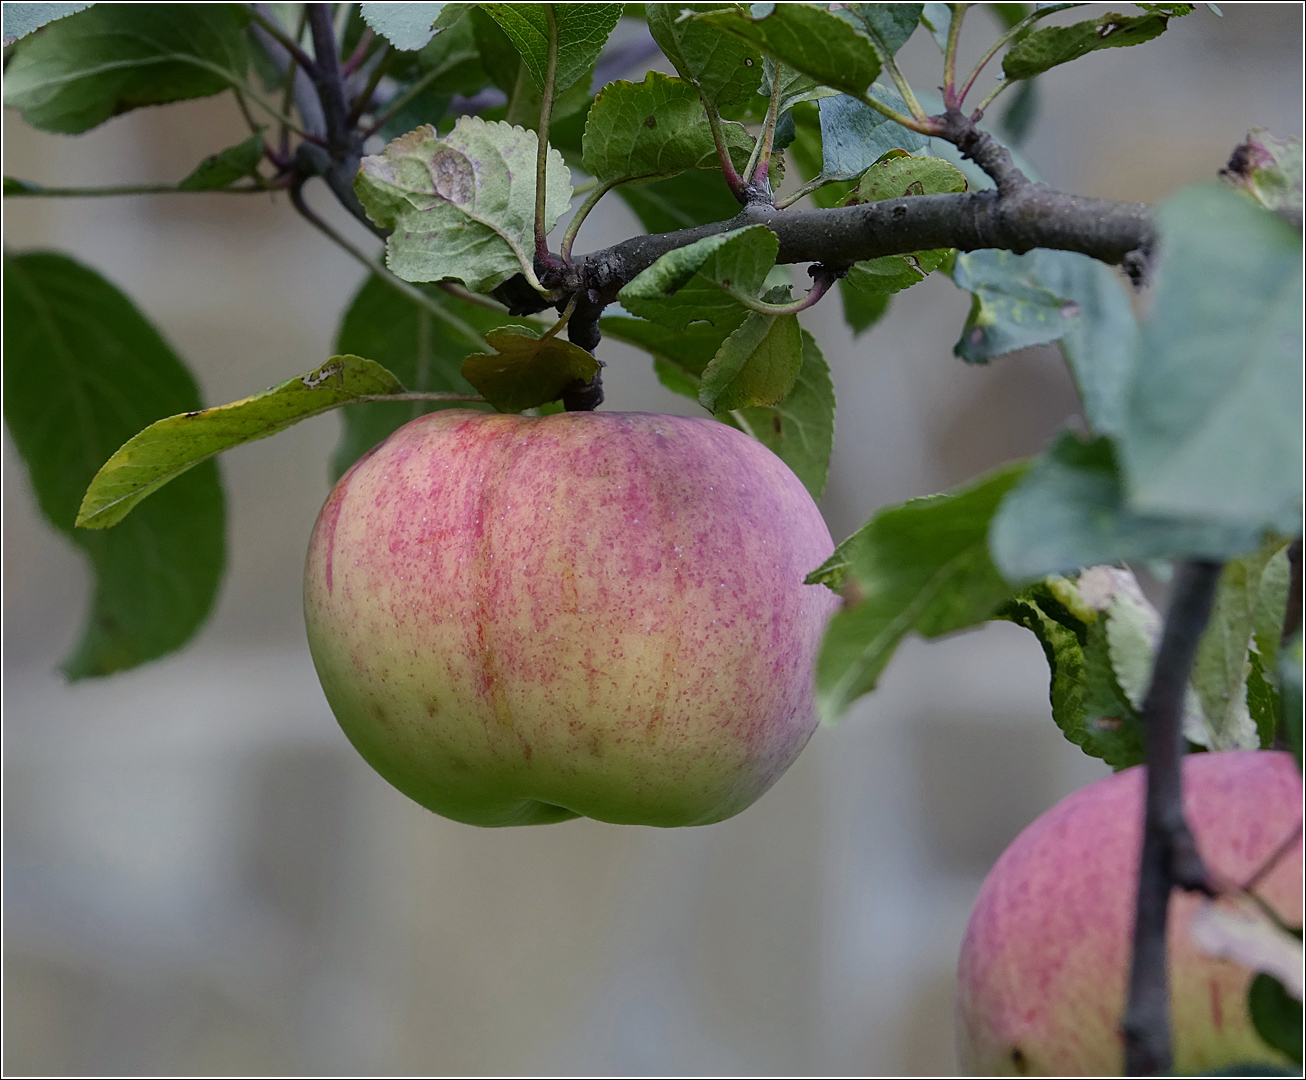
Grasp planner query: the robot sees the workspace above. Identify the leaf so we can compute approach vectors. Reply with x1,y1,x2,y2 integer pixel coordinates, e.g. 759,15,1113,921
78,355,405,530
1119,184,1303,533
3,251,224,679
355,116,573,293
581,72,753,188
645,2,765,110
331,276,509,480
699,309,802,412
729,329,836,500
600,313,744,397
837,280,891,336
177,131,264,191
360,2,467,51
759,56,838,116
816,90,929,183
1189,539,1293,751
1249,974,1304,1065
997,581,1146,769
988,432,1266,582
618,224,777,330
1280,632,1303,771
461,326,600,412
835,3,924,60
615,169,743,232
2,3,250,135
480,3,622,93
920,3,951,50
697,3,882,99
1003,10,1174,80
808,462,1028,722
1221,129,1304,227
951,248,1082,363
1,2,93,46
3,177,45,195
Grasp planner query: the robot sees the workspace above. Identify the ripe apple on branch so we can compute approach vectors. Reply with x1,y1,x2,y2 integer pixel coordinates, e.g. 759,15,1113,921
3,2,1302,1075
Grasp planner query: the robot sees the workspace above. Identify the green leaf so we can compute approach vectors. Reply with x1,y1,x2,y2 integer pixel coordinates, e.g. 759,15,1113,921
1189,539,1293,751
3,3,249,134
808,462,1028,722
3,177,45,195
1003,10,1173,80
2,2,93,45
600,313,744,397
728,329,836,500
997,580,1146,769
78,355,406,530
1221,129,1304,226
461,325,600,412
989,433,1266,581
699,309,802,412
759,56,838,116
618,224,777,330
849,151,967,203
355,116,573,293
816,90,929,182
835,3,924,60
920,3,951,50
3,251,224,678
176,131,264,191
698,3,882,100
1280,632,1303,771
361,2,467,51
615,168,743,232
331,276,509,480
646,2,765,110
481,3,622,93
581,72,753,187
951,248,1082,363
837,280,891,336
1249,973,1303,1066
1120,184,1303,533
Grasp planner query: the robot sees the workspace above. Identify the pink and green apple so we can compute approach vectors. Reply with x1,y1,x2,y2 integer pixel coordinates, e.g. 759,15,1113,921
304,410,837,827
957,749,1303,1076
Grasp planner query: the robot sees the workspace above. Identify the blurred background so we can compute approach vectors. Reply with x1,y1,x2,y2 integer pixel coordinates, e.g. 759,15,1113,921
4,4,1302,1075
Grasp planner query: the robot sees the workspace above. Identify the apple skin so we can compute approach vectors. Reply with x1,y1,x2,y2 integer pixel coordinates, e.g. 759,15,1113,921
303,409,837,827
956,750,1303,1076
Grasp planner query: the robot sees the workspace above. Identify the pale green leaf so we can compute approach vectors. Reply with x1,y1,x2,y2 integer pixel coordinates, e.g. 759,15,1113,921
480,2,622,92
646,2,764,110
2,3,249,134
360,2,467,51
618,224,777,329
920,3,951,50
177,131,264,191
816,89,928,182
699,309,802,412
78,356,405,530
989,433,1266,581
331,277,509,480
951,248,1081,363
581,72,753,187
1003,9,1175,80
729,329,836,500
355,116,573,293
2,2,93,46
461,326,600,412
697,3,882,99
1120,184,1303,532
1190,539,1293,751
3,251,224,678
809,462,1028,722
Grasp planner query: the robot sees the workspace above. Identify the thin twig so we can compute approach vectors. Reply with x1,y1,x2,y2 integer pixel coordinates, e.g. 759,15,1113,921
561,181,616,263
973,78,1015,118
356,391,486,403
290,180,490,351
854,91,943,136
745,61,786,192
704,103,748,201
877,48,929,124
943,4,967,108
346,45,393,127
6,182,266,197
955,4,1061,106
246,5,318,74
1122,559,1223,1077
362,57,457,138
342,27,375,76
535,5,562,269
726,266,838,315
306,4,351,154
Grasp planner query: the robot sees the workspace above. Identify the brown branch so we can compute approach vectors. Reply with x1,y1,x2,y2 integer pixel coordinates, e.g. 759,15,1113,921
1122,559,1223,1077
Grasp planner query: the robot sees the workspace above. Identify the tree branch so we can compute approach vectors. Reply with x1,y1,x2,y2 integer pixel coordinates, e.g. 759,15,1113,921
1122,559,1223,1077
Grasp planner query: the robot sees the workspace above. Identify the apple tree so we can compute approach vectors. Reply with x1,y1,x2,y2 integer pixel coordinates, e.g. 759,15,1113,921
3,3,1301,1074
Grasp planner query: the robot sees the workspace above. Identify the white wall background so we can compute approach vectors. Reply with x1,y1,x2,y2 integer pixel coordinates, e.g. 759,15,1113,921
4,5,1302,1074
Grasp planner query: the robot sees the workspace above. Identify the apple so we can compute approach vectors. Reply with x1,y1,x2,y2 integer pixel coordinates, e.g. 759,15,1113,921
956,749,1303,1076
303,409,837,827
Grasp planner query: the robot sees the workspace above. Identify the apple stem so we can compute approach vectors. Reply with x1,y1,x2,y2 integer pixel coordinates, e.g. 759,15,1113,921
1121,559,1222,1077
